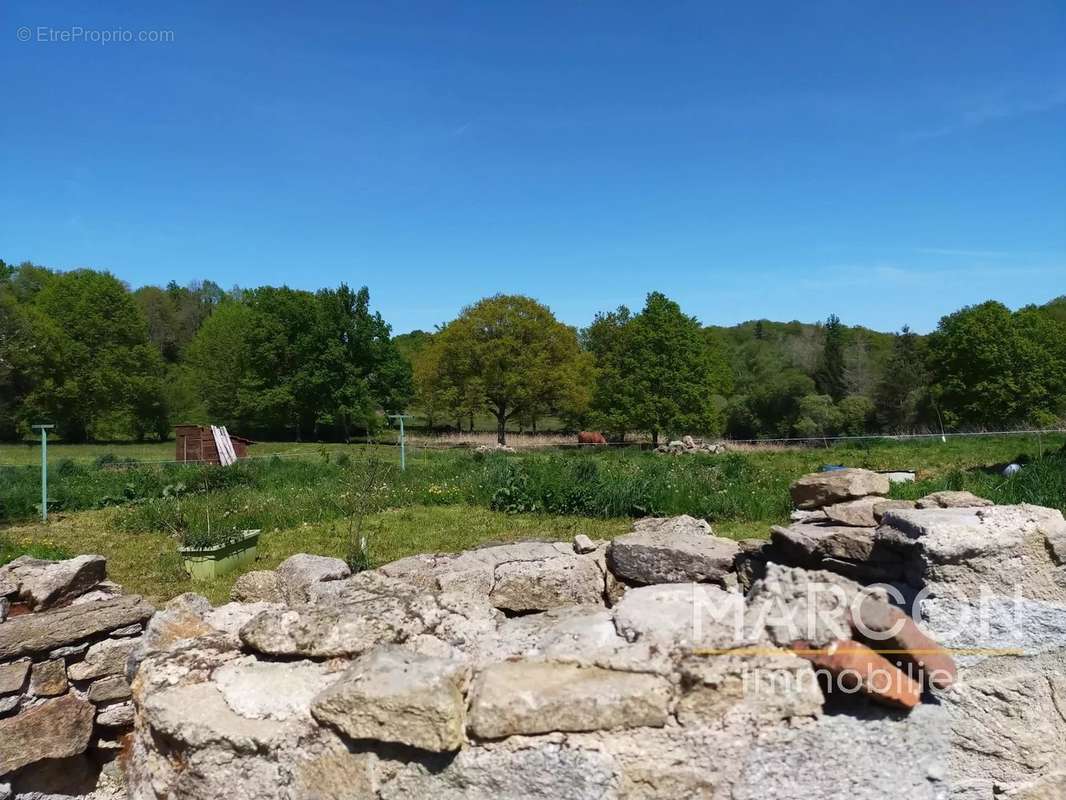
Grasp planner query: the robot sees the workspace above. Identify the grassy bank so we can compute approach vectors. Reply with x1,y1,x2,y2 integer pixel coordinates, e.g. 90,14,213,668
2,434,1063,606
0,506,631,605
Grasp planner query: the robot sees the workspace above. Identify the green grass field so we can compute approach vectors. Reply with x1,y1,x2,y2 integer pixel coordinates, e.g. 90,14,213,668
2,432,1063,606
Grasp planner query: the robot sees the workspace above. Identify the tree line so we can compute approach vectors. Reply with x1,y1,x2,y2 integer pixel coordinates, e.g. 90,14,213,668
2,258,1064,444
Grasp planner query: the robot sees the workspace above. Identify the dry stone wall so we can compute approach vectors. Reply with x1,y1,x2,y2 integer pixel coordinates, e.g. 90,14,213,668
4,467,1059,799
117,472,1066,800
0,555,153,799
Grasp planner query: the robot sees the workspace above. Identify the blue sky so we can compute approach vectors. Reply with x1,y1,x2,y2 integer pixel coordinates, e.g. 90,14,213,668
2,1,1063,334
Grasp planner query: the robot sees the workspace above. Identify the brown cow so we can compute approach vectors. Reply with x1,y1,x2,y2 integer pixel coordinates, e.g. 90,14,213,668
577,431,607,445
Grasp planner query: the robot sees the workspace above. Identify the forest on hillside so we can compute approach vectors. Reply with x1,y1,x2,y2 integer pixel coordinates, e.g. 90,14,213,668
2,258,1064,443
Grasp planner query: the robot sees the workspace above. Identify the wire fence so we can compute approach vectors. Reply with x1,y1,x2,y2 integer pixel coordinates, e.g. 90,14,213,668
2,427,1065,469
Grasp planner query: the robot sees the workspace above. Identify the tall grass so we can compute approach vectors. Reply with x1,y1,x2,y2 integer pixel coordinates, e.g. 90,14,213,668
3,437,1064,536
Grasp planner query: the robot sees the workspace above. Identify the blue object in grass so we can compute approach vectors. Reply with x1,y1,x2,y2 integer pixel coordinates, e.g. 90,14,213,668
820,464,847,472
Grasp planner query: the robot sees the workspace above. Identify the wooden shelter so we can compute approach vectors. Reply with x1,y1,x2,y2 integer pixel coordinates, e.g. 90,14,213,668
174,425,254,465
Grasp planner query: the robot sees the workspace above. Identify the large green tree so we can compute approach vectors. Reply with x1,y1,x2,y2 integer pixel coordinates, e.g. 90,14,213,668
596,292,730,444
874,326,930,432
19,268,167,441
816,314,848,401
185,285,410,440
426,295,590,444
928,301,1065,428
583,306,634,439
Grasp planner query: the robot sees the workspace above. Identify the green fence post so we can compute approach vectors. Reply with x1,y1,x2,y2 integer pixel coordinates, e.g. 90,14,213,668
32,424,54,522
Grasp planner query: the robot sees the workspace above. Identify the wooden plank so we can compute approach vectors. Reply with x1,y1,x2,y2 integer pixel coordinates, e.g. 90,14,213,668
211,425,237,466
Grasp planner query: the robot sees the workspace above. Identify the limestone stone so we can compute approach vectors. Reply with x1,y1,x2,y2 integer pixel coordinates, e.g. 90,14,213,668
204,600,281,641
943,671,1066,787
1004,771,1066,799
67,637,137,681
0,659,29,695
572,534,598,554
920,596,1066,669
379,741,621,800
0,594,153,660
142,681,293,752
0,554,107,610
769,523,904,582
240,582,433,658
729,704,950,800
607,516,739,585
28,658,68,697
789,468,890,510
631,514,712,536
489,551,604,611
214,657,336,722
748,564,880,647
676,649,824,727
88,674,132,704
790,508,827,523
0,693,95,774
0,599,7,624
291,734,379,800
275,554,351,602
69,580,123,605
311,646,469,752
48,642,89,660
822,496,882,527
880,504,1066,601
231,570,284,603
467,660,671,738
96,700,135,727
872,498,917,522
612,582,759,651
915,490,993,509
0,696,17,716
109,623,144,637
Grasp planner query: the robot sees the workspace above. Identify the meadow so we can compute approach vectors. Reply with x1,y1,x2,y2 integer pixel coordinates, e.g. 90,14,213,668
2,432,1063,604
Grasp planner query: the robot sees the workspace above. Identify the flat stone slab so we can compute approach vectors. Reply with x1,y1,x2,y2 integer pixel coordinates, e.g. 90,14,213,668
822,496,882,528
276,554,351,603
0,555,107,610
29,658,69,697
790,469,890,510
88,674,132,704
676,650,824,726
915,491,992,509
607,518,739,585
467,660,671,738
96,701,135,727
143,681,290,752
0,658,30,695
67,637,138,681
214,657,335,722
771,523,875,562
0,693,95,774
0,594,154,660
879,505,1066,601
312,646,469,752
489,552,604,612
612,583,755,649
380,542,605,613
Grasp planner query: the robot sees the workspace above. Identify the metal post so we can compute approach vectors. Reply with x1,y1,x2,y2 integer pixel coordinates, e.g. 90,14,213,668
32,424,54,522
388,415,412,471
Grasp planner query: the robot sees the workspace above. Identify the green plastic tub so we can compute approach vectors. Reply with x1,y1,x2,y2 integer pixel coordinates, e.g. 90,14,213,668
180,529,261,581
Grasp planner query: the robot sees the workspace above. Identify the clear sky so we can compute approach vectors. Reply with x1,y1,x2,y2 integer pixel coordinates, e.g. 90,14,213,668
2,1,1063,334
